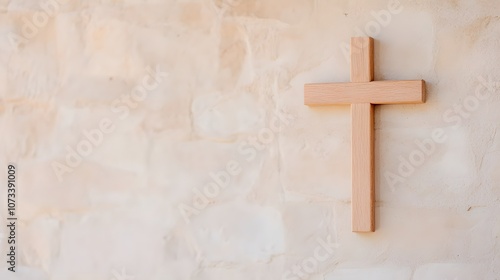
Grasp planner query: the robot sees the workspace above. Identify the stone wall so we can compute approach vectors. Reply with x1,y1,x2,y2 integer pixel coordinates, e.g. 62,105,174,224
1,0,499,279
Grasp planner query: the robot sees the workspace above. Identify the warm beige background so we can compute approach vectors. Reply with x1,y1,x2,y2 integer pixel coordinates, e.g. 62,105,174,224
1,0,499,279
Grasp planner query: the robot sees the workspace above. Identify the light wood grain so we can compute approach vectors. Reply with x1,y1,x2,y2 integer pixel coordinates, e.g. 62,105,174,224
351,37,374,83
351,103,375,232
350,37,375,232
304,80,426,105
303,36,426,233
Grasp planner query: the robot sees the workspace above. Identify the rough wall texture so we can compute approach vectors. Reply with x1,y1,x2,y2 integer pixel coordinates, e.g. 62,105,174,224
1,0,500,279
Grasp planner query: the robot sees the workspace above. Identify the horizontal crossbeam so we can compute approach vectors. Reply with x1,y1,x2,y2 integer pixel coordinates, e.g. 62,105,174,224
304,80,426,105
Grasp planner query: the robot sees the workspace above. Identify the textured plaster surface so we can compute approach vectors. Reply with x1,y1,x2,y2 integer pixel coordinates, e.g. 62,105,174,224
0,0,500,279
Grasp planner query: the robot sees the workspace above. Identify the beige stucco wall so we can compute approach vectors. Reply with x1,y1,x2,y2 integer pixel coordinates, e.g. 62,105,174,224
1,0,499,279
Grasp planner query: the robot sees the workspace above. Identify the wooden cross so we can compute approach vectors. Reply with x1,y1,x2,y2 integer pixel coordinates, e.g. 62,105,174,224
304,37,426,232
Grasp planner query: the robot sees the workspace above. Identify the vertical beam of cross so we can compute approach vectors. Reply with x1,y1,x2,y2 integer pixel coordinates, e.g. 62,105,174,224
304,37,425,232
350,37,375,232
